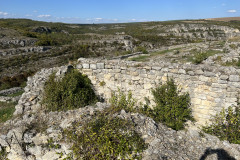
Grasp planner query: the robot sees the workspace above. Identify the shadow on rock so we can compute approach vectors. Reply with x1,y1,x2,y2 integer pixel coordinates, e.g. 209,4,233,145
199,148,236,160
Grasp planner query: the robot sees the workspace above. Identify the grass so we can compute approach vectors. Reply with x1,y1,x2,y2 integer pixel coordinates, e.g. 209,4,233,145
183,49,222,64
130,48,182,62
130,55,150,62
0,102,16,123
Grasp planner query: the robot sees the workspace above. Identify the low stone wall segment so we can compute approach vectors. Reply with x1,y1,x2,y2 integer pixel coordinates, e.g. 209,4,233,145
77,58,240,125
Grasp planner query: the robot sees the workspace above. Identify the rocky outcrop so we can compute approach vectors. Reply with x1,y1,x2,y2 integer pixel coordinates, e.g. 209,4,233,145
0,46,52,56
0,38,37,49
159,23,240,40
0,87,23,96
32,26,52,34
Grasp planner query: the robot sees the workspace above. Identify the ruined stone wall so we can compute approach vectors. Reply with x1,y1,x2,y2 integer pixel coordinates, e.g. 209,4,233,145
76,58,240,125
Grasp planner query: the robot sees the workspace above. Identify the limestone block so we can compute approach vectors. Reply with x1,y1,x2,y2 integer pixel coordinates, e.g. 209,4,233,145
220,75,228,80
131,72,139,76
152,66,161,70
204,72,215,77
90,64,97,69
188,71,194,76
82,63,90,69
161,68,169,72
199,76,209,82
132,76,140,81
191,98,202,105
195,70,204,75
76,64,82,69
144,83,152,90
178,69,186,74
229,75,239,82
104,74,112,80
201,100,212,107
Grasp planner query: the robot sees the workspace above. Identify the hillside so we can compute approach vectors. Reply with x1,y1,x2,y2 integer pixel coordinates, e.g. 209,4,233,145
1,18,240,159
206,17,240,22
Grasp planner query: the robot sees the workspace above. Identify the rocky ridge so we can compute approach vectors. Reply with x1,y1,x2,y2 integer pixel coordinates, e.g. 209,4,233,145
0,65,240,159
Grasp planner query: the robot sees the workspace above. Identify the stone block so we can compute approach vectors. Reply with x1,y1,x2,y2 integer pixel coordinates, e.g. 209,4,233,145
90,64,97,69
220,75,228,80
204,71,215,77
195,70,204,75
76,64,82,69
96,63,105,69
229,75,239,82
82,63,89,69
178,69,186,74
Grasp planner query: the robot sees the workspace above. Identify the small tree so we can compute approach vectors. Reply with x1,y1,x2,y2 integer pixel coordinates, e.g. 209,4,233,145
151,78,194,130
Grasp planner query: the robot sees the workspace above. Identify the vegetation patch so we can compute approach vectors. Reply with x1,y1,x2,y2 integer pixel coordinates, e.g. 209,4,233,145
65,114,147,159
42,70,98,111
135,46,148,54
140,79,194,130
202,106,240,144
64,92,146,160
130,55,150,62
0,147,9,160
0,102,16,123
190,50,221,64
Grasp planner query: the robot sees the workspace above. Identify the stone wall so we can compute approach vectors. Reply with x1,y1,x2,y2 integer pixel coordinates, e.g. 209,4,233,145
76,58,240,125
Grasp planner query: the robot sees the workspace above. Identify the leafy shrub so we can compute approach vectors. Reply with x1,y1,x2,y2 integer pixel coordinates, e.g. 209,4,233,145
147,78,193,130
42,70,98,111
202,106,240,144
109,89,136,113
192,50,220,64
135,46,148,54
229,44,238,50
64,111,147,159
193,52,209,64
0,147,9,160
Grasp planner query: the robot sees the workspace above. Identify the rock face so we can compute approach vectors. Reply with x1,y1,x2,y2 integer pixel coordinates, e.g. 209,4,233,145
0,46,52,56
0,38,37,49
161,23,240,40
0,64,240,160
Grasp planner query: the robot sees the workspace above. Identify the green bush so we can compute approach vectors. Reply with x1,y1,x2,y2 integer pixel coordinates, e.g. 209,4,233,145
109,89,136,113
193,52,209,64
0,147,9,160
202,106,240,144
135,46,148,54
192,50,220,64
42,70,98,111
149,78,193,130
64,110,147,159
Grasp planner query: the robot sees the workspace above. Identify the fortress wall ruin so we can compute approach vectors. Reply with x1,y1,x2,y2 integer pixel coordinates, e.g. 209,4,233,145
77,58,240,125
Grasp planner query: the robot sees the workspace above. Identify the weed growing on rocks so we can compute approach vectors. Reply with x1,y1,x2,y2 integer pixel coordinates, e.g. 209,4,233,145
202,106,240,144
42,70,98,111
64,108,147,159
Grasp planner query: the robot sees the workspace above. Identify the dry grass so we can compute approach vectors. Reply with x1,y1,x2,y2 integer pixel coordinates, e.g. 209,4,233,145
205,17,240,22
